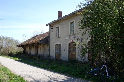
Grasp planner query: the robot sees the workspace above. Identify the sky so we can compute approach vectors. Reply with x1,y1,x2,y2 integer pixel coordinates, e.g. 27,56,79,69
0,0,85,42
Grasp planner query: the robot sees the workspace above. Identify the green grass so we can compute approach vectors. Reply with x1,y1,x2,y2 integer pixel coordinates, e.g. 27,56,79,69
5,55,91,79
3,54,124,82
0,64,26,82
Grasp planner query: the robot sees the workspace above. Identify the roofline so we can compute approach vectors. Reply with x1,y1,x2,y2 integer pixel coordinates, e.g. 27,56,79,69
17,32,49,47
46,8,83,26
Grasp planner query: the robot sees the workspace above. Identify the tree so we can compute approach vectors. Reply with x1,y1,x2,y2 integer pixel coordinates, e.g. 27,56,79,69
0,36,22,55
79,0,124,76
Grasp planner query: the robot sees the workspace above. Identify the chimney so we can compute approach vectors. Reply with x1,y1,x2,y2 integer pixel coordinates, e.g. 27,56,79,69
58,11,62,19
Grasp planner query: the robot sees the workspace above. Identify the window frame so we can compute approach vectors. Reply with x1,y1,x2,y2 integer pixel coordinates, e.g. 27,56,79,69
69,21,75,35
56,27,60,38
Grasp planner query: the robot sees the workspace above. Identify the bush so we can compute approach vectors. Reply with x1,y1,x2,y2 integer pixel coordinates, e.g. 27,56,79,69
79,0,124,78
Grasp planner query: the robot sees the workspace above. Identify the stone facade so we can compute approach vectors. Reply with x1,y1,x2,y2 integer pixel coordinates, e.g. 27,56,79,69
23,44,49,57
38,44,49,57
48,11,90,61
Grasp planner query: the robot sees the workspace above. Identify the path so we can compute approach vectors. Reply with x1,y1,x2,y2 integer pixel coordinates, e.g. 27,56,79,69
0,56,89,82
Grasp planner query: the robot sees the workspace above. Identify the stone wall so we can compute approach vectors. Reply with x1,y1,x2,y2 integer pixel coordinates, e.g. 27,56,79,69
49,15,90,61
24,44,49,57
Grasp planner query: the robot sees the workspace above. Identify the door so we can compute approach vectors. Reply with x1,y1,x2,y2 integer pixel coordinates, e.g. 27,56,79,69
35,45,38,55
55,44,61,60
68,42,76,60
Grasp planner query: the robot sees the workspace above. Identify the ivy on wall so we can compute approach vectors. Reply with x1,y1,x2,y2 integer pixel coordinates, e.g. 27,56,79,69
79,0,124,76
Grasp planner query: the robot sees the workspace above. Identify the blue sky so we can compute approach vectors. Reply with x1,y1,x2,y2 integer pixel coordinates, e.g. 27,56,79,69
0,0,85,42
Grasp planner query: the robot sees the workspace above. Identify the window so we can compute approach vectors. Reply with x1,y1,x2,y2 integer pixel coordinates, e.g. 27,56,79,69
56,27,60,38
70,21,74,35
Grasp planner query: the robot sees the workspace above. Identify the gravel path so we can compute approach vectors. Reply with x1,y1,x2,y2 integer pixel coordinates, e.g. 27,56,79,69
0,56,89,82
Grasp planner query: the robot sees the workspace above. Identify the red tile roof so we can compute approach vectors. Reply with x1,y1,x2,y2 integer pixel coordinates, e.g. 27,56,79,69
18,32,49,47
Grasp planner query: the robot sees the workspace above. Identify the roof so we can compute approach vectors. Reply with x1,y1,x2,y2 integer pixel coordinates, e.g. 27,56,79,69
46,8,83,26
17,32,49,47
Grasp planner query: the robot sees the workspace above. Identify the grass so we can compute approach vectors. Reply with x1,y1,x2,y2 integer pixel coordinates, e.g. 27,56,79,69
0,64,26,82
2,54,124,82
7,55,90,78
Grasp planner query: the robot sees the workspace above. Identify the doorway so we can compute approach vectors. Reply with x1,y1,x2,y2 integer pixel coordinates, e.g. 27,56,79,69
55,44,61,60
68,42,76,60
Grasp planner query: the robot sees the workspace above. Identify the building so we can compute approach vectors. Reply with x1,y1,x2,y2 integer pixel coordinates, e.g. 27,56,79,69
18,32,49,58
46,9,90,61
18,9,90,62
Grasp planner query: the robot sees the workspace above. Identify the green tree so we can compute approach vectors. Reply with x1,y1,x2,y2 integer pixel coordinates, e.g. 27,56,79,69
79,0,124,76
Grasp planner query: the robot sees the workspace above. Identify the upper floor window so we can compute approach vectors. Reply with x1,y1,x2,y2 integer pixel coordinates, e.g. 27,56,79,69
70,21,74,35
56,27,60,38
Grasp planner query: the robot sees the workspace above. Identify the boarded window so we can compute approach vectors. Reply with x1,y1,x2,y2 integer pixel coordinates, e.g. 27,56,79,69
70,21,74,35
56,27,60,38
55,44,61,60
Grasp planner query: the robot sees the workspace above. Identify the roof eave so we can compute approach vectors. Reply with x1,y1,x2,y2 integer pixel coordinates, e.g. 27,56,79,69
46,8,83,26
